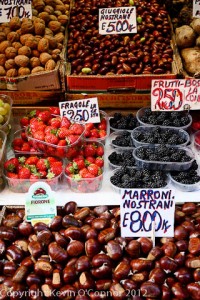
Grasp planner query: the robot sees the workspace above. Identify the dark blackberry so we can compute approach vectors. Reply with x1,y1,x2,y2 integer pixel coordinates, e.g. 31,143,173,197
110,176,120,186
148,116,158,125
162,119,172,126
170,112,180,119
144,108,152,116
121,174,130,183
181,155,192,162
170,153,181,162
181,116,190,125
178,137,186,145
112,131,133,147
191,160,198,170
157,145,168,154
134,170,143,179
129,168,137,177
177,149,186,156
113,112,122,120
193,175,200,183
149,154,159,161
172,119,181,127
161,156,170,162
145,148,154,157
167,135,179,145
142,169,151,176
140,116,148,123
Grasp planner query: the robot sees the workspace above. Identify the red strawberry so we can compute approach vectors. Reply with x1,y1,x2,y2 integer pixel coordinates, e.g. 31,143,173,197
84,129,91,138
20,117,29,127
60,117,71,128
30,173,41,180
49,117,61,128
47,157,59,165
13,146,21,151
66,135,79,145
18,167,31,179
45,133,59,145
28,109,41,118
38,111,51,123
49,107,60,115
25,156,39,165
73,158,85,170
70,123,84,135
65,147,79,159
49,161,63,176
90,128,100,138
82,171,95,178
96,145,104,156
65,163,75,175
84,144,96,157
39,170,47,178
58,128,73,139
36,158,49,171
21,142,31,152
98,118,107,130
85,123,94,131
95,157,104,168
85,156,96,165
79,167,90,178
21,132,27,141
44,126,58,135
87,164,101,176
12,138,23,147
33,130,45,141
6,172,19,179
4,158,19,172
99,130,107,138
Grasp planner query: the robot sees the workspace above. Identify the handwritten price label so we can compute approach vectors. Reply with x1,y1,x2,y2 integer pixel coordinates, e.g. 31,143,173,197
99,6,137,35
193,0,200,17
151,79,200,111
59,98,100,123
0,0,32,22
121,189,175,237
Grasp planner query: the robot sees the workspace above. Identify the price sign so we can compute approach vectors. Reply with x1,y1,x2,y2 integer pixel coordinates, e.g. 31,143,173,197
59,97,100,123
121,189,175,237
193,0,200,18
99,6,137,35
25,182,56,225
151,79,200,111
0,0,32,23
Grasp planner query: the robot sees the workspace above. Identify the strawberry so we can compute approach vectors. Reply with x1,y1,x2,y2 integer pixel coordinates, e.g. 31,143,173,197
58,128,73,139
20,117,29,127
85,156,96,165
66,135,79,145
28,109,41,118
65,147,79,159
6,172,19,179
85,123,94,131
84,129,91,138
25,156,39,165
49,161,63,176
44,126,58,135
99,130,107,138
73,158,85,171
65,163,75,175
90,128,100,138
4,158,19,172
12,138,23,147
49,117,61,128
60,117,71,128
13,146,21,151
21,132,27,141
36,158,49,171
21,142,31,152
84,144,96,157
45,133,59,145
39,170,47,178
87,163,101,176
82,171,95,179
95,157,104,168
70,123,84,135
30,173,41,180
98,118,107,131
18,167,31,179
47,157,59,165
38,111,51,123
79,167,89,178
56,140,67,157
96,145,104,156
33,130,45,141
49,107,60,115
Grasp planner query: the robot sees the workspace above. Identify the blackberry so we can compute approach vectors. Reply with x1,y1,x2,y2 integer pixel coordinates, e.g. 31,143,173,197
170,153,181,162
144,108,152,116
112,131,133,147
173,119,181,127
129,168,137,177
181,116,190,125
167,135,179,145
161,156,170,162
140,116,148,123
162,119,172,126
191,160,198,170
181,155,192,162
149,154,159,161
121,174,130,183
148,116,158,125
142,169,151,176
193,175,200,183
170,112,180,119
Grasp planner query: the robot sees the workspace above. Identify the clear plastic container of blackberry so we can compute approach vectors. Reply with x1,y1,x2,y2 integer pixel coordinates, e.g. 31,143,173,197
170,160,200,184
110,167,168,189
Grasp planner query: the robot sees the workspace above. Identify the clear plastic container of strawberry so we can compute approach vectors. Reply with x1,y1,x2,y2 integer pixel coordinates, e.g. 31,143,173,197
4,154,64,193
64,141,104,193
25,115,85,159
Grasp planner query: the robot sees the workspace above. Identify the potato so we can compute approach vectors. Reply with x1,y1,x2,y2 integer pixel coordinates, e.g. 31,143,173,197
190,18,200,35
175,25,196,49
181,48,200,76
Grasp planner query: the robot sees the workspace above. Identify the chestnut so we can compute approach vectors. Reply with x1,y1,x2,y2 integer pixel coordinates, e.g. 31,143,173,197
48,242,68,263
85,238,101,257
2,214,22,227
67,240,84,257
34,259,53,277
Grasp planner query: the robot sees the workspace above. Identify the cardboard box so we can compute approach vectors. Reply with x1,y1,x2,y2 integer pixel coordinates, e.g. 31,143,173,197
66,92,151,109
1,90,65,105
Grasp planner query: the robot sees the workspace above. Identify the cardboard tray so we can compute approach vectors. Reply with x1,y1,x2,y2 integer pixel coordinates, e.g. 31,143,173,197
0,205,24,225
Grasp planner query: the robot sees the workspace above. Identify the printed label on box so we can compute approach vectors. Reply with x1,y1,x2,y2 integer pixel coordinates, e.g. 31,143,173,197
0,0,32,23
193,0,200,18
25,182,56,225
120,188,175,237
99,6,137,35
151,79,200,111
59,97,100,123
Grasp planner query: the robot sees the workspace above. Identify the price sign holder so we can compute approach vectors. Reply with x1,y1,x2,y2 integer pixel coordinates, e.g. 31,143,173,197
99,6,137,35
193,0,200,18
120,188,175,237
59,97,100,123
25,182,56,225
151,79,200,111
0,0,32,23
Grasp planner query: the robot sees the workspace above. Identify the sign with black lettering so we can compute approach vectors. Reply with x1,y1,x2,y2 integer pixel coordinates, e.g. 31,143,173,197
193,0,200,17
99,6,137,35
151,79,200,111
25,182,56,225
121,189,175,237
59,97,100,123
0,0,32,22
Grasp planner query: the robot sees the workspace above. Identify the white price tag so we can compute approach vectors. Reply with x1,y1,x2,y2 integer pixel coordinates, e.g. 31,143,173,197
99,6,137,35
193,0,200,18
151,79,200,111
59,97,100,123
120,189,175,237
0,0,32,23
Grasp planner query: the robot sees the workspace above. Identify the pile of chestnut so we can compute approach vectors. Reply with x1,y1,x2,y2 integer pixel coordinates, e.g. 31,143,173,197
0,202,199,299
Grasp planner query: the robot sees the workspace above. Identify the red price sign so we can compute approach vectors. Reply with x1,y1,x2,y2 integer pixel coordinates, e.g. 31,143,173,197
151,79,200,111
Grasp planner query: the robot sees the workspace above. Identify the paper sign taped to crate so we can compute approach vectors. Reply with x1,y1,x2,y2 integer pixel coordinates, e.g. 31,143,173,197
120,188,175,237
99,6,137,35
0,0,32,23
193,0,200,18
59,97,100,123
151,79,200,111
25,182,56,225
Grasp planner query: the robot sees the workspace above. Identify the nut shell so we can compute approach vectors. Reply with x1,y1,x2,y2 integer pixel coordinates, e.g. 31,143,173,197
14,55,29,67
